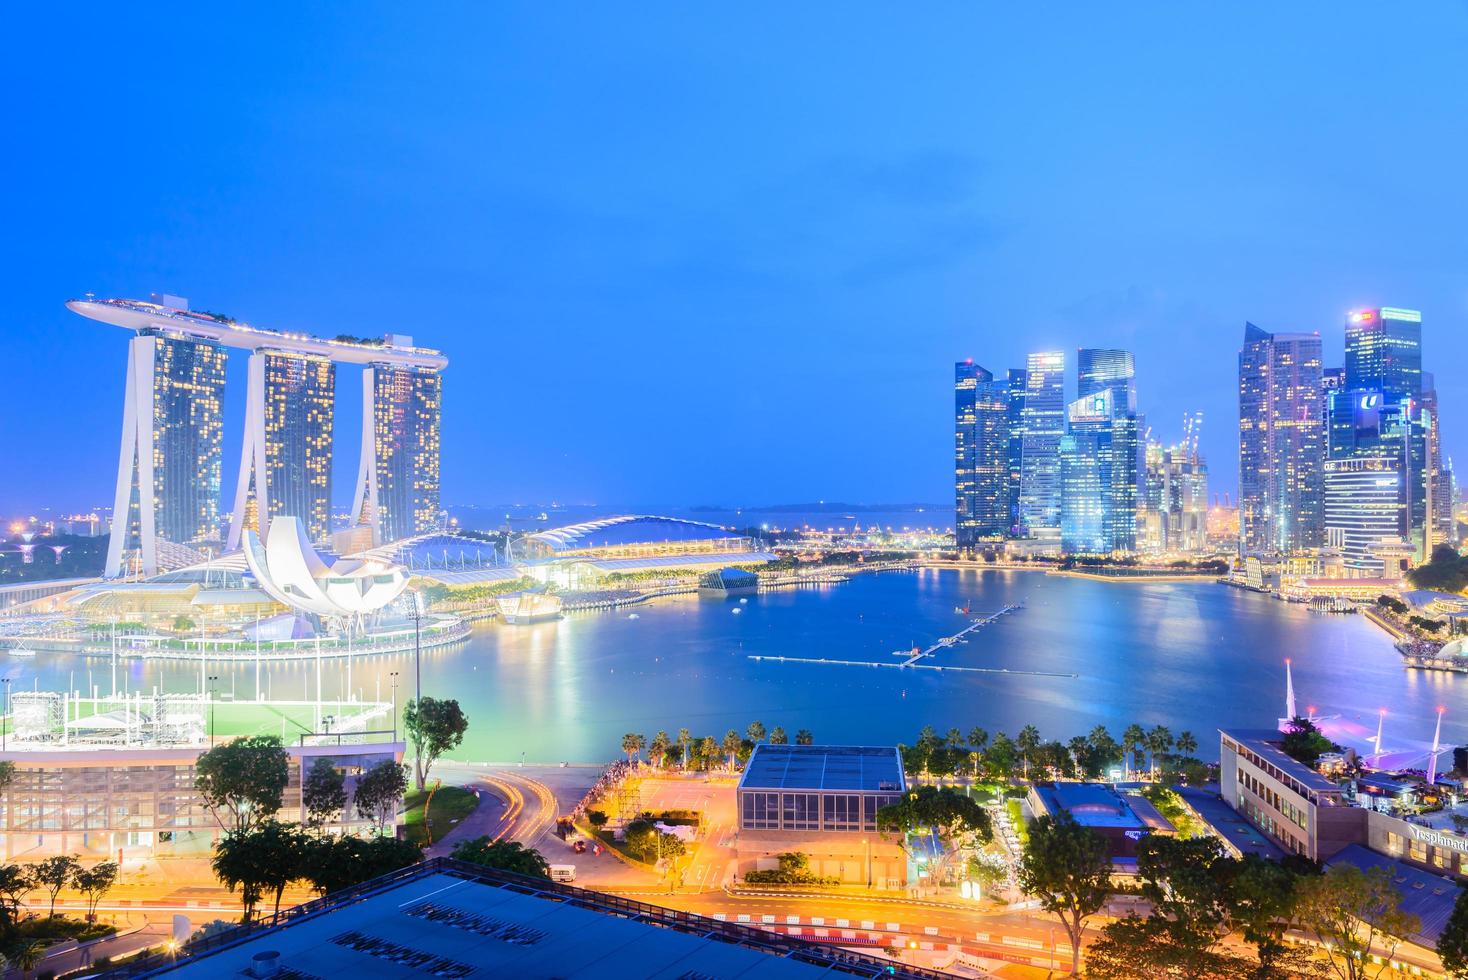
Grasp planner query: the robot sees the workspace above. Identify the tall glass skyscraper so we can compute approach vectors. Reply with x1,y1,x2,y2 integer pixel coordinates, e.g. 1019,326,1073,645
107,331,227,577
1005,368,1027,534
1345,307,1422,397
1018,351,1065,534
1238,323,1325,555
954,362,1010,548
1059,387,1138,554
228,349,337,547
354,362,444,543
1077,348,1137,413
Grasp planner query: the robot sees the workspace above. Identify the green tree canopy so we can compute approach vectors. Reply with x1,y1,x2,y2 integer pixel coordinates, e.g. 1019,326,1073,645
72,861,119,922
1016,813,1112,974
1408,544,1468,594
876,786,992,847
212,821,311,920
1296,862,1420,980
194,735,289,834
302,757,347,829
28,854,78,918
354,760,409,833
404,697,469,791
1280,716,1339,768
450,837,550,878
1440,885,1468,978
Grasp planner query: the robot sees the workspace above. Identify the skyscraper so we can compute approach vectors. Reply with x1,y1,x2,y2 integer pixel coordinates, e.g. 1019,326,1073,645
228,349,337,548
1017,351,1065,535
1238,323,1325,555
106,330,227,577
1324,457,1408,573
954,362,1010,548
1077,348,1137,413
1345,307,1422,397
1059,386,1139,555
352,357,444,544
1005,368,1027,534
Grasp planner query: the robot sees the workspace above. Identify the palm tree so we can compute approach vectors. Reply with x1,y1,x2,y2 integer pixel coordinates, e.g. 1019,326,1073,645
621,732,644,764
1146,725,1174,778
1176,730,1198,757
769,726,788,745
677,728,692,767
10,940,44,979
795,729,814,745
649,731,670,769
1122,724,1146,779
1067,736,1090,775
1017,725,1041,780
746,720,767,744
722,729,742,771
967,726,989,779
698,735,718,770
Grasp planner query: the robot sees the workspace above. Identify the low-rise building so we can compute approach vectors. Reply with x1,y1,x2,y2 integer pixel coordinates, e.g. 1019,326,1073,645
1025,782,1173,859
734,744,907,887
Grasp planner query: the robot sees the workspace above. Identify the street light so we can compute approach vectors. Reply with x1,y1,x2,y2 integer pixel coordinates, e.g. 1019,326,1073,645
389,671,400,741
1,677,10,751
207,675,220,743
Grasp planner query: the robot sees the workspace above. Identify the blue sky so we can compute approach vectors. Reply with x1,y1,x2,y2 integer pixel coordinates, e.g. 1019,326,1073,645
4,3,1468,513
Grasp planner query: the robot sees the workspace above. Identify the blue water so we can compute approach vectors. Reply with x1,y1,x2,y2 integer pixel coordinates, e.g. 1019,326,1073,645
21,569,1464,764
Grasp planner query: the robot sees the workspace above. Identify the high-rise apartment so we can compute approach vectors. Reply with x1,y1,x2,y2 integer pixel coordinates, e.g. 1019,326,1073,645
954,362,1010,548
1238,324,1325,555
1017,351,1065,535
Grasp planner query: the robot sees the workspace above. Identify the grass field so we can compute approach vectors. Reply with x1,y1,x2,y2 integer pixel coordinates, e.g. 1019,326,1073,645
403,784,481,847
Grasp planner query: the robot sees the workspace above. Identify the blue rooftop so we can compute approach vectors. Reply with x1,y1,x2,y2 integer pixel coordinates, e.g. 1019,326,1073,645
1031,783,1174,831
1177,787,1285,860
1327,844,1462,947
739,744,905,793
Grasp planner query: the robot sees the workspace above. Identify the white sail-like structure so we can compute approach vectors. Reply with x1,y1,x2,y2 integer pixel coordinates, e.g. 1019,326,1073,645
243,516,409,621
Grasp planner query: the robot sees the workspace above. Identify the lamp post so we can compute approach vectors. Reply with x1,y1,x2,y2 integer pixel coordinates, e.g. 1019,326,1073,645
207,675,220,744
863,837,872,888
389,671,400,742
1,677,10,751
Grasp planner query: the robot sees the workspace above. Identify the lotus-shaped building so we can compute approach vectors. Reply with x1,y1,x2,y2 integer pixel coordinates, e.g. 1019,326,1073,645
242,516,409,621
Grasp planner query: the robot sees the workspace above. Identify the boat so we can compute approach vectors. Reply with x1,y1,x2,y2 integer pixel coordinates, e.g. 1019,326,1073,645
8,646,35,659
627,613,640,620
496,592,563,625
732,607,743,615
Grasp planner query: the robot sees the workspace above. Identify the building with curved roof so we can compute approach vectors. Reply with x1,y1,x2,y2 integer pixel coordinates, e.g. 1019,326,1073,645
243,517,409,621
522,515,751,560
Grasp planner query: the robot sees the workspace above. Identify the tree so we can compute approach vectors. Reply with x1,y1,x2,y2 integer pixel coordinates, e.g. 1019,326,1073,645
986,731,1018,782
1121,724,1146,778
1295,862,1420,980
1086,915,1249,979
450,837,550,878
403,697,469,792
1280,716,1338,769
769,726,788,745
1176,730,1199,756
1408,543,1468,594
1017,725,1041,779
0,864,32,927
676,727,693,766
302,834,421,895
794,728,814,746
1016,813,1112,974
1228,854,1303,976
1146,725,1173,777
621,731,645,763
212,820,309,920
302,757,347,829
876,786,993,846
29,854,79,917
9,941,45,979
71,861,119,922
354,760,409,833
194,735,290,834
622,819,685,864
746,720,766,744
587,809,609,829
1440,886,1468,978
649,730,671,768
1131,835,1234,971
722,729,742,771
173,614,196,633
698,736,718,768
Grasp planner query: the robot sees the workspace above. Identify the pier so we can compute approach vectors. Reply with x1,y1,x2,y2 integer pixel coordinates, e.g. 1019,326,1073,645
749,603,1075,678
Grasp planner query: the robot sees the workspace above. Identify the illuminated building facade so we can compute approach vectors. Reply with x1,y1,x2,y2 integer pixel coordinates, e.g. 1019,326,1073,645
352,359,443,544
70,297,448,572
954,362,1010,548
1345,307,1422,398
105,330,227,577
1006,368,1027,532
1077,348,1136,411
1323,457,1410,575
1017,351,1065,535
228,350,336,548
1059,388,1137,554
1238,323,1325,555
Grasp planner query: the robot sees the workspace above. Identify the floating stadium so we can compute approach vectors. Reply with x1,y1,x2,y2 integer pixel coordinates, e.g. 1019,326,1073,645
1,515,776,660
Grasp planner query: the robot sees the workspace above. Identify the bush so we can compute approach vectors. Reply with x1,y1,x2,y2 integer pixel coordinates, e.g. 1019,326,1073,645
742,852,840,886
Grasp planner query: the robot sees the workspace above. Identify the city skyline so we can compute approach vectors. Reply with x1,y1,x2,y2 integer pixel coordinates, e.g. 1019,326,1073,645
5,5,1468,511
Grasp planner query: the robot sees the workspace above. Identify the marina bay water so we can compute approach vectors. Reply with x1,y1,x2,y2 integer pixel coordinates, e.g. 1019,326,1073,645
12,569,1464,763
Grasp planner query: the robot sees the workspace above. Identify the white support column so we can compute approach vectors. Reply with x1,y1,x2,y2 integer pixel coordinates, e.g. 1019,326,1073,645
349,366,380,545
227,353,271,551
106,337,159,579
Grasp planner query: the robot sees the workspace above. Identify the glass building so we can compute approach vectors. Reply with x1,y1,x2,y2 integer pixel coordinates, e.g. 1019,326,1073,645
1324,457,1408,573
1018,351,1065,535
1238,324,1325,555
1006,368,1027,533
107,331,227,576
1077,348,1137,413
954,362,1010,548
1345,307,1422,397
1059,388,1137,554
370,363,443,543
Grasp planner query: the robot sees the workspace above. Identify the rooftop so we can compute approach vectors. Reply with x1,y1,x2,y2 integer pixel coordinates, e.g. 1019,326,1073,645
1327,844,1462,948
573,551,776,573
1176,787,1285,860
1030,783,1174,832
739,744,905,793
124,859,947,978
527,514,743,553
1221,728,1345,795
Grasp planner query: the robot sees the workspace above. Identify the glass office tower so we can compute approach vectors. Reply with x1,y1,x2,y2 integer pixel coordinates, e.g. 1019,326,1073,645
1018,352,1065,535
954,362,1010,548
1238,323,1325,555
